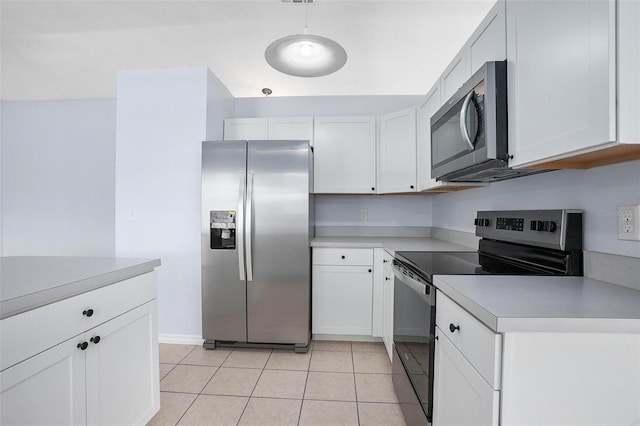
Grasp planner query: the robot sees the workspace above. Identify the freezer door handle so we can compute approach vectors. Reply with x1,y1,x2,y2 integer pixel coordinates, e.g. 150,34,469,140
237,173,246,281
246,173,254,282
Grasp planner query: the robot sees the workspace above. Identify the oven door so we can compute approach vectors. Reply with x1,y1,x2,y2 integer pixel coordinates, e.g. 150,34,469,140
392,260,436,424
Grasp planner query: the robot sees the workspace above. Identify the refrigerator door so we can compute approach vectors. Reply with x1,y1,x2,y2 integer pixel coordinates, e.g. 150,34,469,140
202,140,248,342
246,140,311,345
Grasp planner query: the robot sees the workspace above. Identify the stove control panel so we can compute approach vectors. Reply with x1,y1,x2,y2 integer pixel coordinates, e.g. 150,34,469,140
474,209,583,251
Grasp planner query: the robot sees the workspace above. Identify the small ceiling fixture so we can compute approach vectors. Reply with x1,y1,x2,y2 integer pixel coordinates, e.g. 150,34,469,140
265,1,347,78
262,88,273,97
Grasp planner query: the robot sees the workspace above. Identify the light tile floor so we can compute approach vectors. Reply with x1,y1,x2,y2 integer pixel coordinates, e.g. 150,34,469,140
148,340,407,426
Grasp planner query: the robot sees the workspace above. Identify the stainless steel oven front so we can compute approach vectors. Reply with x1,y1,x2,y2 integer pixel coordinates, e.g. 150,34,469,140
392,259,435,425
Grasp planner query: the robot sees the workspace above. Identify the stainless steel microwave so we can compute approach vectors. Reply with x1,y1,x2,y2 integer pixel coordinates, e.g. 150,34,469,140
430,60,547,182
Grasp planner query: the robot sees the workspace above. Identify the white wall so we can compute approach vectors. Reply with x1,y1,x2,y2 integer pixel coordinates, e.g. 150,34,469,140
1,99,116,256
316,195,432,227
432,160,640,258
115,67,233,339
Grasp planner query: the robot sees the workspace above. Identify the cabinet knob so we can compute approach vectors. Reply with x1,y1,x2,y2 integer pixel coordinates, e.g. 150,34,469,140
368,269,372,273
449,323,460,333
383,260,388,263
90,336,101,344
371,187,375,191
83,309,94,317
341,255,346,259
410,185,414,189
385,277,391,281
77,342,88,351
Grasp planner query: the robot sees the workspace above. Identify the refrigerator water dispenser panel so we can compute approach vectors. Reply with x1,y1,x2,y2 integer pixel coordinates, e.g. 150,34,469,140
210,211,236,249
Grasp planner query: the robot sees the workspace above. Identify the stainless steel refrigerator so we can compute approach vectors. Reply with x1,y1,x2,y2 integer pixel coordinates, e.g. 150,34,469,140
201,140,313,352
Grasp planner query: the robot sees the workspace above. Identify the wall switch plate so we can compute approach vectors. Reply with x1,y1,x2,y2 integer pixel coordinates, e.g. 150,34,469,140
617,205,640,241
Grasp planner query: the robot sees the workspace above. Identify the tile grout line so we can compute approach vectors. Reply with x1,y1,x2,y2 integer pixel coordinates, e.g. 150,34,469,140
351,343,362,426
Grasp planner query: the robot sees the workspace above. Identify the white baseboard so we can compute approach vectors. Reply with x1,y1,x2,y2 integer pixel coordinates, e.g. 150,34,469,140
159,334,204,345
312,334,382,342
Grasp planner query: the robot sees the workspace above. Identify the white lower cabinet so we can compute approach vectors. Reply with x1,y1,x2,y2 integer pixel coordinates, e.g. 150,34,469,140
433,290,640,426
312,248,374,336
0,273,159,426
381,250,394,360
433,291,500,426
86,301,159,426
433,327,500,426
0,335,87,425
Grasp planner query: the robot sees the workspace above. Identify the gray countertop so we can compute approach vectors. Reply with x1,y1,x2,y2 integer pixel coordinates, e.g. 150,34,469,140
0,256,161,319
311,236,474,253
435,275,640,333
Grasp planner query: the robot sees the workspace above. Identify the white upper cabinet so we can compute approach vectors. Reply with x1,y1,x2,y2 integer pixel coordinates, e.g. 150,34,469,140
313,116,377,194
417,87,441,191
506,0,617,168
440,52,468,102
377,107,417,193
223,118,268,140
267,117,314,145
468,0,507,75
224,117,314,144
440,1,506,102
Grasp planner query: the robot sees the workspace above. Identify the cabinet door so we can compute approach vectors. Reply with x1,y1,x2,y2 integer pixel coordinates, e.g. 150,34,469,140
223,118,268,140
86,301,159,426
377,108,417,194
440,52,468,102
417,87,441,191
268,117,314,146
312,265,373,335
433,327,499,426
506,0,615,168
0,337,86,425
468,0,506,75
381,251,394,361
313,117,377,194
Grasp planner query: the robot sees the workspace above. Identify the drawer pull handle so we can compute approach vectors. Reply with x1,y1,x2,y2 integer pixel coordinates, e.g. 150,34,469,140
77,342,88,351
341,256,346,259
83,309,94,317
449,323,460,333
385,277,391,281
90,336,101,344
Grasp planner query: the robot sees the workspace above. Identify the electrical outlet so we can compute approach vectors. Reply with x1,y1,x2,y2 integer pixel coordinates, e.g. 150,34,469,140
617,205,640,241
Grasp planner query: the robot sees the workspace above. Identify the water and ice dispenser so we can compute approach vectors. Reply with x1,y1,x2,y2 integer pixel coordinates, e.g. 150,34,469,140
209,211,236,249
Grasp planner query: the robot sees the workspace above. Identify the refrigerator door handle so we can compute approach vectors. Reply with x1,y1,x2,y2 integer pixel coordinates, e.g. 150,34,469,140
246,173,254,281
237,173,246,281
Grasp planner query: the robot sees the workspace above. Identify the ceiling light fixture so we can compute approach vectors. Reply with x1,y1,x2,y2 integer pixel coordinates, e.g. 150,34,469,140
265,1,347,78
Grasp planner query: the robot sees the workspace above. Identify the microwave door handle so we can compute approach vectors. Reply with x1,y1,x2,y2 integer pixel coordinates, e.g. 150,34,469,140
459,91,475,151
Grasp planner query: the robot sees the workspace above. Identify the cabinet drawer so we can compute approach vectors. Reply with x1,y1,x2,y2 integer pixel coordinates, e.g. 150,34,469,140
436,291,501,389
1,272,157,372
313,248,373,266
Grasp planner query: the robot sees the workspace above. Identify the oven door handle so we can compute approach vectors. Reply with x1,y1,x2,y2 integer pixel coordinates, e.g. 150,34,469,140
392,264,433,297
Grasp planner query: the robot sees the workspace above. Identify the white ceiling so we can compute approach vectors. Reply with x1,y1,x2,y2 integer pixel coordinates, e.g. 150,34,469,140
0,0,495,101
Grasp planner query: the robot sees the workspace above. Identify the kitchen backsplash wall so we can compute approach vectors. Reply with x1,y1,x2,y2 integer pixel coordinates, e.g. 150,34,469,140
432,160,640,258
315,195,432,227
1,99,116,257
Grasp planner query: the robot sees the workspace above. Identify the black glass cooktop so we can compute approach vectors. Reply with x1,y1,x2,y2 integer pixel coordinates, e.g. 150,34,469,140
394,250,555,283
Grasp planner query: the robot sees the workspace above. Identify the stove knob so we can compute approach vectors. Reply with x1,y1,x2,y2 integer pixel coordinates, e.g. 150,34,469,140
543,221,557,232
475,218,490,227
530,220,544,231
